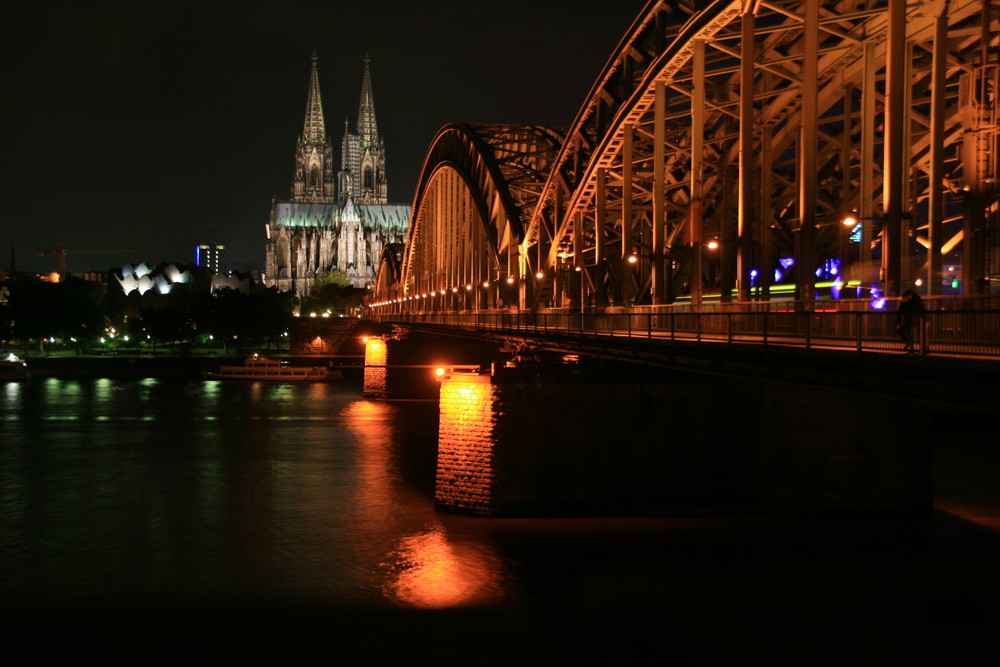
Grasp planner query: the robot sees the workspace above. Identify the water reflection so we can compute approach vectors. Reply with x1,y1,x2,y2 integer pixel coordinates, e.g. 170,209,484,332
381,525,508,609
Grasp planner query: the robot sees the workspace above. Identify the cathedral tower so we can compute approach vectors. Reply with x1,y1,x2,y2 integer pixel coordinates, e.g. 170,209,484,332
267,52,408,296
292,52,335,203
340,56,387,204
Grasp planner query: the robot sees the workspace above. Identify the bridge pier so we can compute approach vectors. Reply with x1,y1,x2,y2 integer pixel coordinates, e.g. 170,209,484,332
361,328,495,399
434,365,930,517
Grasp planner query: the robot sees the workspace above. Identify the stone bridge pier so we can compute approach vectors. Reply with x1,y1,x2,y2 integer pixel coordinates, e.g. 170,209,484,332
362,330,930,517
433,365,930,517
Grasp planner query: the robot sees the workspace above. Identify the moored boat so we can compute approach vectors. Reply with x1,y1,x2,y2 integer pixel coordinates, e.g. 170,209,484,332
204,353,340,381
1,352,31,380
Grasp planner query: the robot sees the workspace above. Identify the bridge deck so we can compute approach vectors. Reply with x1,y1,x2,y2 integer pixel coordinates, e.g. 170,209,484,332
371,306,1000,360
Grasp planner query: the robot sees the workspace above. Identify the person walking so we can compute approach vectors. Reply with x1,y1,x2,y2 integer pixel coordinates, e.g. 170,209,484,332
895,289,926,354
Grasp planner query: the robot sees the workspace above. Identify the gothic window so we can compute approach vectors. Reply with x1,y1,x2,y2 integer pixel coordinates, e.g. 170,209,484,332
309,165,320,190
364,166,373,190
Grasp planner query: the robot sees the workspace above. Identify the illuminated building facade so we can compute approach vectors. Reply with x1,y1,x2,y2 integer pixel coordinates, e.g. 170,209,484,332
195,243,225,274
265,53,408,294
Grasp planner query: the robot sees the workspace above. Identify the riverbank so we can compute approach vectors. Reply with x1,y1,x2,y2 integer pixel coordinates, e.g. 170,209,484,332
12,351,363,379
22,354,243,378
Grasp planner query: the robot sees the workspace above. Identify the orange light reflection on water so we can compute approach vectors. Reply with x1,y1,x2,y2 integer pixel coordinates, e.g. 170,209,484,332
382,526,508,609
344,389,511,609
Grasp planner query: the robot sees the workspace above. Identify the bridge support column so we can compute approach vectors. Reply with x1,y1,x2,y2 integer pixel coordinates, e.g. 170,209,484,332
362,330,496,399
433,366,930,517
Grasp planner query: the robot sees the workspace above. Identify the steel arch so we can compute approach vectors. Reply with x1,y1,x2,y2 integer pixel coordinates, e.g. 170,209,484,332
374,0,1000,312
395,123,565,309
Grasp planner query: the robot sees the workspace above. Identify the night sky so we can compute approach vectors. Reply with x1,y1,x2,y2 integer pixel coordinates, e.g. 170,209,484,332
3,1,646,275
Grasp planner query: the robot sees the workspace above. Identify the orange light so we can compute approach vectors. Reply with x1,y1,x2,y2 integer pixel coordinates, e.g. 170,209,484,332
706,240,719,250
843,215,858,227
482,281,490,288
535,271,544,279
627,255,638,264
435,367,446,377
506,277,514,284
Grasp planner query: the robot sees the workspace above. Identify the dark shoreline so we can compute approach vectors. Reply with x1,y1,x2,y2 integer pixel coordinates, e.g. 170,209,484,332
22,355,242,378
19,355,363,379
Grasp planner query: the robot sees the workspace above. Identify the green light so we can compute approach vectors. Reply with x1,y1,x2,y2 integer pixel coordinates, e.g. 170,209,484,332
952,278,960,289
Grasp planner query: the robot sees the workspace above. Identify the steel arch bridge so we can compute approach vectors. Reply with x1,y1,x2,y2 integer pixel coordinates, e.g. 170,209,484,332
373,0,1000,315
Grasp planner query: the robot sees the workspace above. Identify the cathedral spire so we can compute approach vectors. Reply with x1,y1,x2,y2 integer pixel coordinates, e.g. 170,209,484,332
357,54,379,150
302,50,327,145
292,51,334,203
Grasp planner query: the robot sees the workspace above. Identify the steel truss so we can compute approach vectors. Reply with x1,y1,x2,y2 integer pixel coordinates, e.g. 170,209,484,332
375,0,1000,313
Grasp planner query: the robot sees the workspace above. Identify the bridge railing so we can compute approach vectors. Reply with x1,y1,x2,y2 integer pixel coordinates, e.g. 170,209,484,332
369,307,1000,358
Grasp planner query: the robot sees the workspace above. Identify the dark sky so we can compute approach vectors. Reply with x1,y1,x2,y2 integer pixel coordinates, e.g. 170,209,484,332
2,1,646,275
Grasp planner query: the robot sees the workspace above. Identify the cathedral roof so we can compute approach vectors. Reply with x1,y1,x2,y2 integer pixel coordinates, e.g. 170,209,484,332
273,200,409,228
357,204,410,228
274,202,338,227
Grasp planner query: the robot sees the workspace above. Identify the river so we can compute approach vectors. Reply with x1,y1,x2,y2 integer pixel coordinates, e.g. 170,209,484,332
2,376,998,664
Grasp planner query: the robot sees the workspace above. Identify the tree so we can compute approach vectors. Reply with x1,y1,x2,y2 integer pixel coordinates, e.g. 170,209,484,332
313,270,352,290
7,276,105,352
307,270,364,315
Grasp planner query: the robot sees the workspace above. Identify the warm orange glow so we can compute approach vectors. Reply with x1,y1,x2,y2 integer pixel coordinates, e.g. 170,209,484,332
627,255,638,264
506,277,514,284
706,240,719,250
843,215,858,227
535,271,544,279
382,527,508,609
435,367,446,377
365,337,386,366
482,281,490,288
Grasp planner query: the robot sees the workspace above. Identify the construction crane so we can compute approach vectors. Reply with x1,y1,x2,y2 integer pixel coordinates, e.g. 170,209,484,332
36,246,163,275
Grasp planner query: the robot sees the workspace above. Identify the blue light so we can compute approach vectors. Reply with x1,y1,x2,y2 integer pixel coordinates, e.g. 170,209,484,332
815,267,823,278
774,268,783,283
849,223,862,243
779,257,795,269
870,285,886,310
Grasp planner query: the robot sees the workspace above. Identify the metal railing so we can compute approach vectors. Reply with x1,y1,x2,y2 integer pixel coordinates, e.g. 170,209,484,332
368,305,1000,359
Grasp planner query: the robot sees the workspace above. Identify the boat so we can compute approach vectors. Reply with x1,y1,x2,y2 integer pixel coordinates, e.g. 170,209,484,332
204,353,341,381
1,352,30,380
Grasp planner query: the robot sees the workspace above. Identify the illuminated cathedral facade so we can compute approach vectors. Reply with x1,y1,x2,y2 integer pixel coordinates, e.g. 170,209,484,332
265,53,409,294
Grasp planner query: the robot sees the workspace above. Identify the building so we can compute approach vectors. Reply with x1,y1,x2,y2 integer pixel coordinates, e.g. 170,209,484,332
195,243,225,275
265,53,409,295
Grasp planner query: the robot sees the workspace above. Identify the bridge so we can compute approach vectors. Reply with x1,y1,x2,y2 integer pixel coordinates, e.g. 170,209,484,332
357,1,1000,517
369,1,999,331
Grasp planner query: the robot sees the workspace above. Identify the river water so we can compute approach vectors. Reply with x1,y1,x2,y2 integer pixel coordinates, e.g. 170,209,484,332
2,376,999,664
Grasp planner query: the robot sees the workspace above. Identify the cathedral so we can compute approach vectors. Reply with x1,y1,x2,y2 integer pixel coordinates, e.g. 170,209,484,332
265,53,409,294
